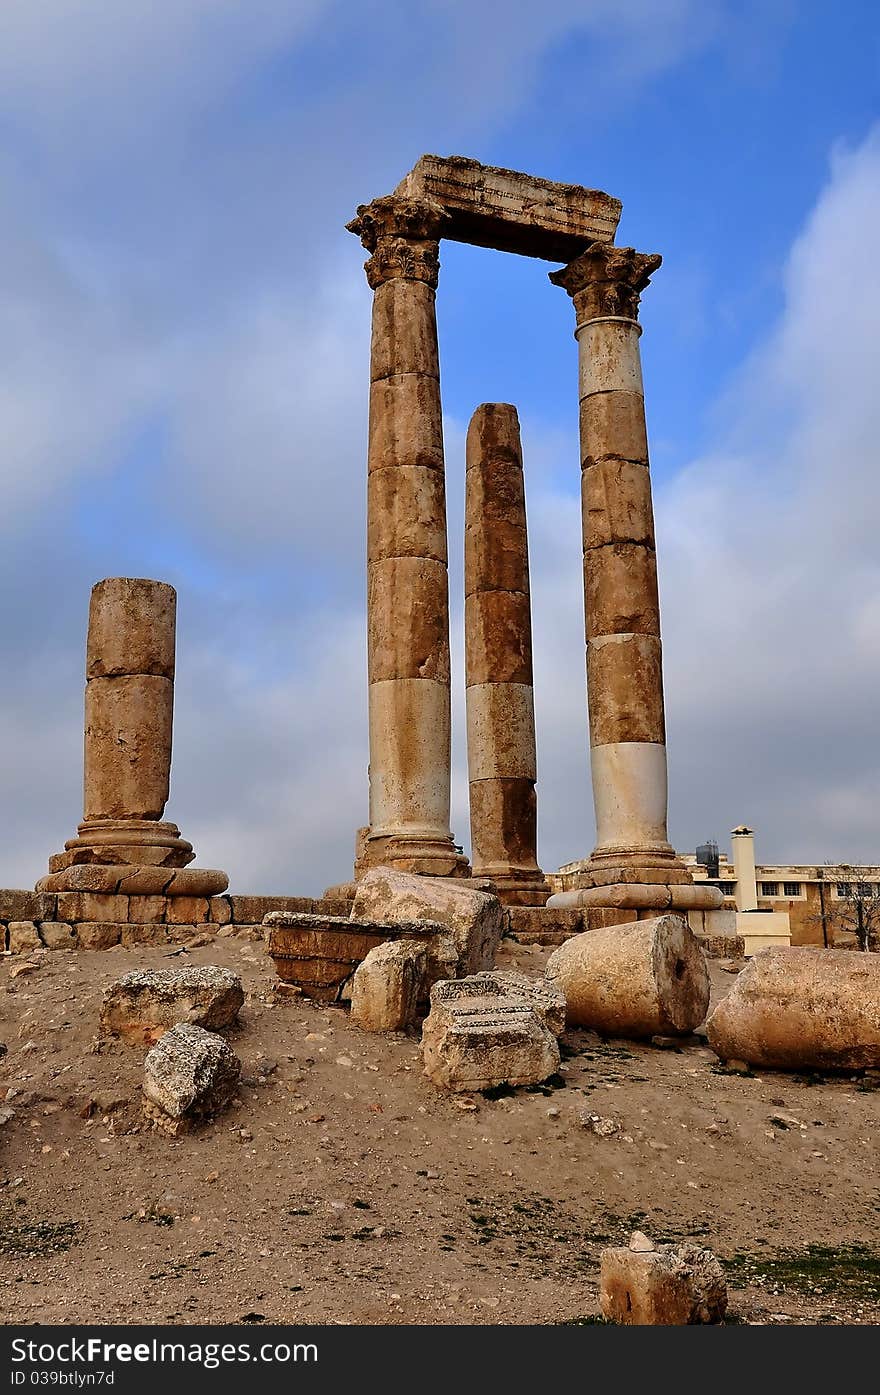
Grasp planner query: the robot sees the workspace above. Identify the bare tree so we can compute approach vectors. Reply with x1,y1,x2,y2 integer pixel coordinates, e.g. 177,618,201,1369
822,865,880,951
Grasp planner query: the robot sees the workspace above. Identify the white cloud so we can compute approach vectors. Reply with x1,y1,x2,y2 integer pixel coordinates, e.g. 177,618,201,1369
0,0,819,894
657,126,880,864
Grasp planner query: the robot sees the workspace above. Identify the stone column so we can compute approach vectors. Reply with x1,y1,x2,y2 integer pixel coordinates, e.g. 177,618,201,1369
347,195,467,878
38,577,228,895
465,403,548,905
549,245,714,910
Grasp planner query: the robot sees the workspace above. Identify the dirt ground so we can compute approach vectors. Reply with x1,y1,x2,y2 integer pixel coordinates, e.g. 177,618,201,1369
1,934,878,1327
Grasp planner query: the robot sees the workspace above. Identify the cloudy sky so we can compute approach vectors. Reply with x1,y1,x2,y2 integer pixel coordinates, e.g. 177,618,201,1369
1,1,878,894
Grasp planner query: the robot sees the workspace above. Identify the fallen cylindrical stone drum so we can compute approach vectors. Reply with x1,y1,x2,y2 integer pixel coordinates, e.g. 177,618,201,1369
545,913,709,1036
707,946,880,1070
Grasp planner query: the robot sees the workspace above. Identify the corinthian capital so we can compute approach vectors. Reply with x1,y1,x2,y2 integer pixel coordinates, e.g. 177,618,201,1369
346,195,449,289
550,242,662,321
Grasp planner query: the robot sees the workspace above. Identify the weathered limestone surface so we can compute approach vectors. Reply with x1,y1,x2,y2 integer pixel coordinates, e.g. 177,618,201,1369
142,1024,241,1132
100,966,244,1041
86,576,176,680
420,977,560,1092
36,922,77,951
352,867,503,975
545,913,709,1036
394,155,621,261
600,1235,728,1325
349,939,427,1033
460,970,567,1036
42,577,228,897
347,197,465,879
8,922,42,953
465,404,548,907
707,947,880,1070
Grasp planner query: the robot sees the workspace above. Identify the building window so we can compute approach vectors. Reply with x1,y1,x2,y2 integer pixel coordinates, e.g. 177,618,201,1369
874,885,880,899
836,883,851,897
857,883,871,898
760,882,779,897
719,882,736,897
783,882,801,897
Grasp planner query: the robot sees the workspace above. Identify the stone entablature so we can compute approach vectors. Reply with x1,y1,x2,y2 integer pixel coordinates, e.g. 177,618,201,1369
394,154,621,261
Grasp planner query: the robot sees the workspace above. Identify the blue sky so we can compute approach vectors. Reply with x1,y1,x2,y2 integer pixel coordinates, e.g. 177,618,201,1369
0,1,878,894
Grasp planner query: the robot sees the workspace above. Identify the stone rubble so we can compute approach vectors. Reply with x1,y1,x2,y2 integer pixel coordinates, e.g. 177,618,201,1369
352,867,503,975
420,976,560,1092
142,1023,241,1135
349,939,427,1033
599,1233,728,1325
100,966,244,1041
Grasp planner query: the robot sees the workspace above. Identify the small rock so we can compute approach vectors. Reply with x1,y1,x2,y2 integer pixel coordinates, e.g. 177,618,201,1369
350,939,428,1033
581,1113,620,1137
629,1231,656,1252
0,1106,15,1126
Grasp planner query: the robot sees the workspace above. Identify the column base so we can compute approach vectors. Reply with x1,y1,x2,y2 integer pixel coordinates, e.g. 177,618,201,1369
547,848,723,913
472,866,551,907
355,829,470,880
40,819,228,895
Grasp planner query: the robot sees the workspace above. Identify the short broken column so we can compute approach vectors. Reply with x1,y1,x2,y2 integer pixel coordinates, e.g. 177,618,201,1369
545,913,709,1036
464,403,549,906
707,946,880,1070
39,577,228,896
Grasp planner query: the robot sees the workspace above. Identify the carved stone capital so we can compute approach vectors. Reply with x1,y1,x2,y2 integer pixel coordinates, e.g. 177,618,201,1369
550,242,662,321
346,195,449,289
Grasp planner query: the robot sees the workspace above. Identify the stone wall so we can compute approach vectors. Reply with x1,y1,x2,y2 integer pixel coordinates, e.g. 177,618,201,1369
2,887,727,954
0,889,352,953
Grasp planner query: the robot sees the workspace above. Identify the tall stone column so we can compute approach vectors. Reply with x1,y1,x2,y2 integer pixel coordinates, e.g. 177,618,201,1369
465,403,548,906
347,195,467,878
549,245,718,913
38,577,228,895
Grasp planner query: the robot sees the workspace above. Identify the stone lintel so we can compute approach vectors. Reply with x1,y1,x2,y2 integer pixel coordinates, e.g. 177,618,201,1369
394,155,621,262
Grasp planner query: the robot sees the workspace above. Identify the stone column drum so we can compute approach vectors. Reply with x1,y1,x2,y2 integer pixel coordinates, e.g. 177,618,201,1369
548,245,719,913
464,403,549,906
38,577,228,896
347,195,467,878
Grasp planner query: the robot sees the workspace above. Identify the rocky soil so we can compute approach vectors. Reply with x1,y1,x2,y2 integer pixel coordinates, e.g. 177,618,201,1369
1,937,878,1325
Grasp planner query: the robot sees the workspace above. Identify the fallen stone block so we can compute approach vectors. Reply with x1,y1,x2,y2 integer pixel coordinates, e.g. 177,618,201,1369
707,946,880,1070
100,966,244,1041
350,939,427,1033
545,913,709,1037
420,977,559,1091
8,921,42,953
142,1024,240,1133
264,910,449,1002
352,867,503,974
600,1234,727,1324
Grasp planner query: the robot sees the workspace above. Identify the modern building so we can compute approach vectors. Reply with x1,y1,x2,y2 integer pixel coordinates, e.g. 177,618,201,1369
683,826,879,948
555,825,880,950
